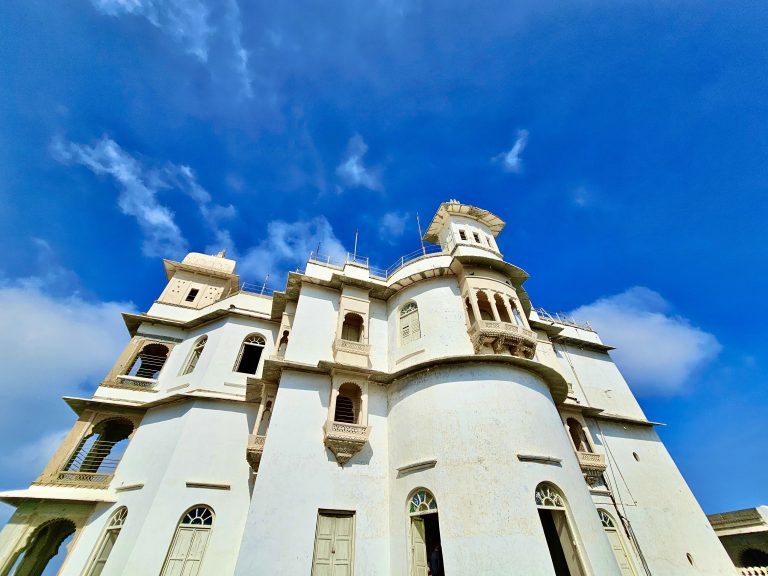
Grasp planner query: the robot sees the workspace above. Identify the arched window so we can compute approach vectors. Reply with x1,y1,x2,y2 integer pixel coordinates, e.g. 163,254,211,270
494,294,511,323
84,507,128,576
235,333,266,374
400,302,421,345
509,298,525,326
408,490,442,576
341,313,364,342
566,418,592,453
409,490,438,515
160,506,214,576
741,548,768,567
476,291,495,321
334,383,361,424
125,343,169,379
182,336,207,375
7,518,76,576
65,418,133,476
465,297,476,325
535,483,586,576
598,509,637,575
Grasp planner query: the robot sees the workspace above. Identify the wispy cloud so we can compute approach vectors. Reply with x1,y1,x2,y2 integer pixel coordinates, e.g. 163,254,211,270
493,129,529,173
380,211,410,241
336,134,382,191
238,217,347,282
92,0,211,61
90,0,252,97
570,287,722,395
51,136,234,259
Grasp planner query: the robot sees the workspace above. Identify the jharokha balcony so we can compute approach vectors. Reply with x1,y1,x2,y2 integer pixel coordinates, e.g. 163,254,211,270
246,434,266,472
576,451,607,485
323,420,370,466
468,319,537,358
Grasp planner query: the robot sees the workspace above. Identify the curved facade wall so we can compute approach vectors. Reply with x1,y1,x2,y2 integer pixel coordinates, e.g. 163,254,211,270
387,362,620,575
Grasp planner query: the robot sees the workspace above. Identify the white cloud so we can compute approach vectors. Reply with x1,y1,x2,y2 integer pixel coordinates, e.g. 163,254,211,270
570,287,722,395
90,0,252,97
52,136,234,259
380,211,410,240
336,134,382,191
238,217,348,283
493,129,529,173
91,0,211,61
0,278,134,490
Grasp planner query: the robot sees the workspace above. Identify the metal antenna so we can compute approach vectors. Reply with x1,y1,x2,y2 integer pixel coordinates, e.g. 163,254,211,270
416,212,426,255
261,273,269,295
353,227,359,260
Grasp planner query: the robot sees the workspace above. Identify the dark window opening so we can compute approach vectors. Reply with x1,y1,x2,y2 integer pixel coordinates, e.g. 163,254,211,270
539,509,573,576
185,288,199,302
495,294,511,323
459,230,467,241
567,418,592,453
741,549,768,567
473,232,480,243
126,343,169,379
334,396,355,423
476,291,495,321
236,342,264,374
465,297,476,325
341,313,364,342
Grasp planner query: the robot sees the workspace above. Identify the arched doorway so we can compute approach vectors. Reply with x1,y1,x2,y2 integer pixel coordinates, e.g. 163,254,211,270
408,489,443,576
7,518,76,576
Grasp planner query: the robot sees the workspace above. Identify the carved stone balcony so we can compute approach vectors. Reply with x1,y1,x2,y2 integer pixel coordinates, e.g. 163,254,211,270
324,421,370,465
34,471,114,489
103,374,159,392
332,338,370,368
576,451,607,485
246,434,266,472
469,319,537,358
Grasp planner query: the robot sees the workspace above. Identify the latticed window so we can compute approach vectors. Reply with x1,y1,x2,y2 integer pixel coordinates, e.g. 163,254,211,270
235,334,266,374
182,336,207,375
400,302,421,345
160,506,214,576
85,507,128,576
409,490,438,515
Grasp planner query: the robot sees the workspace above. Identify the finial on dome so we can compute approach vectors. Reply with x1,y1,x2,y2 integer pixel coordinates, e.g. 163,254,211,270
216,249,227,258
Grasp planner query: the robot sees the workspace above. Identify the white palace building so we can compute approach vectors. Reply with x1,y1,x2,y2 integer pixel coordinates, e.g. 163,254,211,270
0,200,740,575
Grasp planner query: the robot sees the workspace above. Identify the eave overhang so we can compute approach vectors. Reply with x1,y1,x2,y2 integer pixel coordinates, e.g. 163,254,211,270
423,201,506,244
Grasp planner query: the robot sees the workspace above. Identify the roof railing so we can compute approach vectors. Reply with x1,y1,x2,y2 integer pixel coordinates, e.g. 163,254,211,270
534,307,593,331
309,244,445,280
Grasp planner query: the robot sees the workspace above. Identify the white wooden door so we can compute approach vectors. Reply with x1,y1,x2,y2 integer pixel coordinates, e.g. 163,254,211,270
606,529,636,576
410,517,428,576
161,527,210,576
312,513,354,576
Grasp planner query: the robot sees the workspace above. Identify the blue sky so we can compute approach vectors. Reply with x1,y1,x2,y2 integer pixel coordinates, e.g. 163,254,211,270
1,0,767,526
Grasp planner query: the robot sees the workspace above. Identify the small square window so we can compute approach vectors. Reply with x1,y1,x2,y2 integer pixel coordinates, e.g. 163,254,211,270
459,230,467,241
473,232,480,243
185,288,199,302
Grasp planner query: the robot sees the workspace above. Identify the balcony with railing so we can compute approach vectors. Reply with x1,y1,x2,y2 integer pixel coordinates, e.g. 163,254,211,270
468,319,537,358
308,243,446,281
323,420,370,465
38,440,124,488
106,352,167,392
576,451,607,486
246,434,266,472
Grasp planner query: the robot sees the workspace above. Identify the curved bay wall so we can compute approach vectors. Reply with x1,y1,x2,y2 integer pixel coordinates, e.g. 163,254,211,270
386,362,620,576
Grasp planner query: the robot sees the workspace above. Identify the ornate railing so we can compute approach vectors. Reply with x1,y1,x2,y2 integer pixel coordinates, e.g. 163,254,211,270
113,375,158,390
576,451,607,486
324,421,370,465
333,338,370,355
741,568,768,576
52,471,113,487
468,319,537,358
